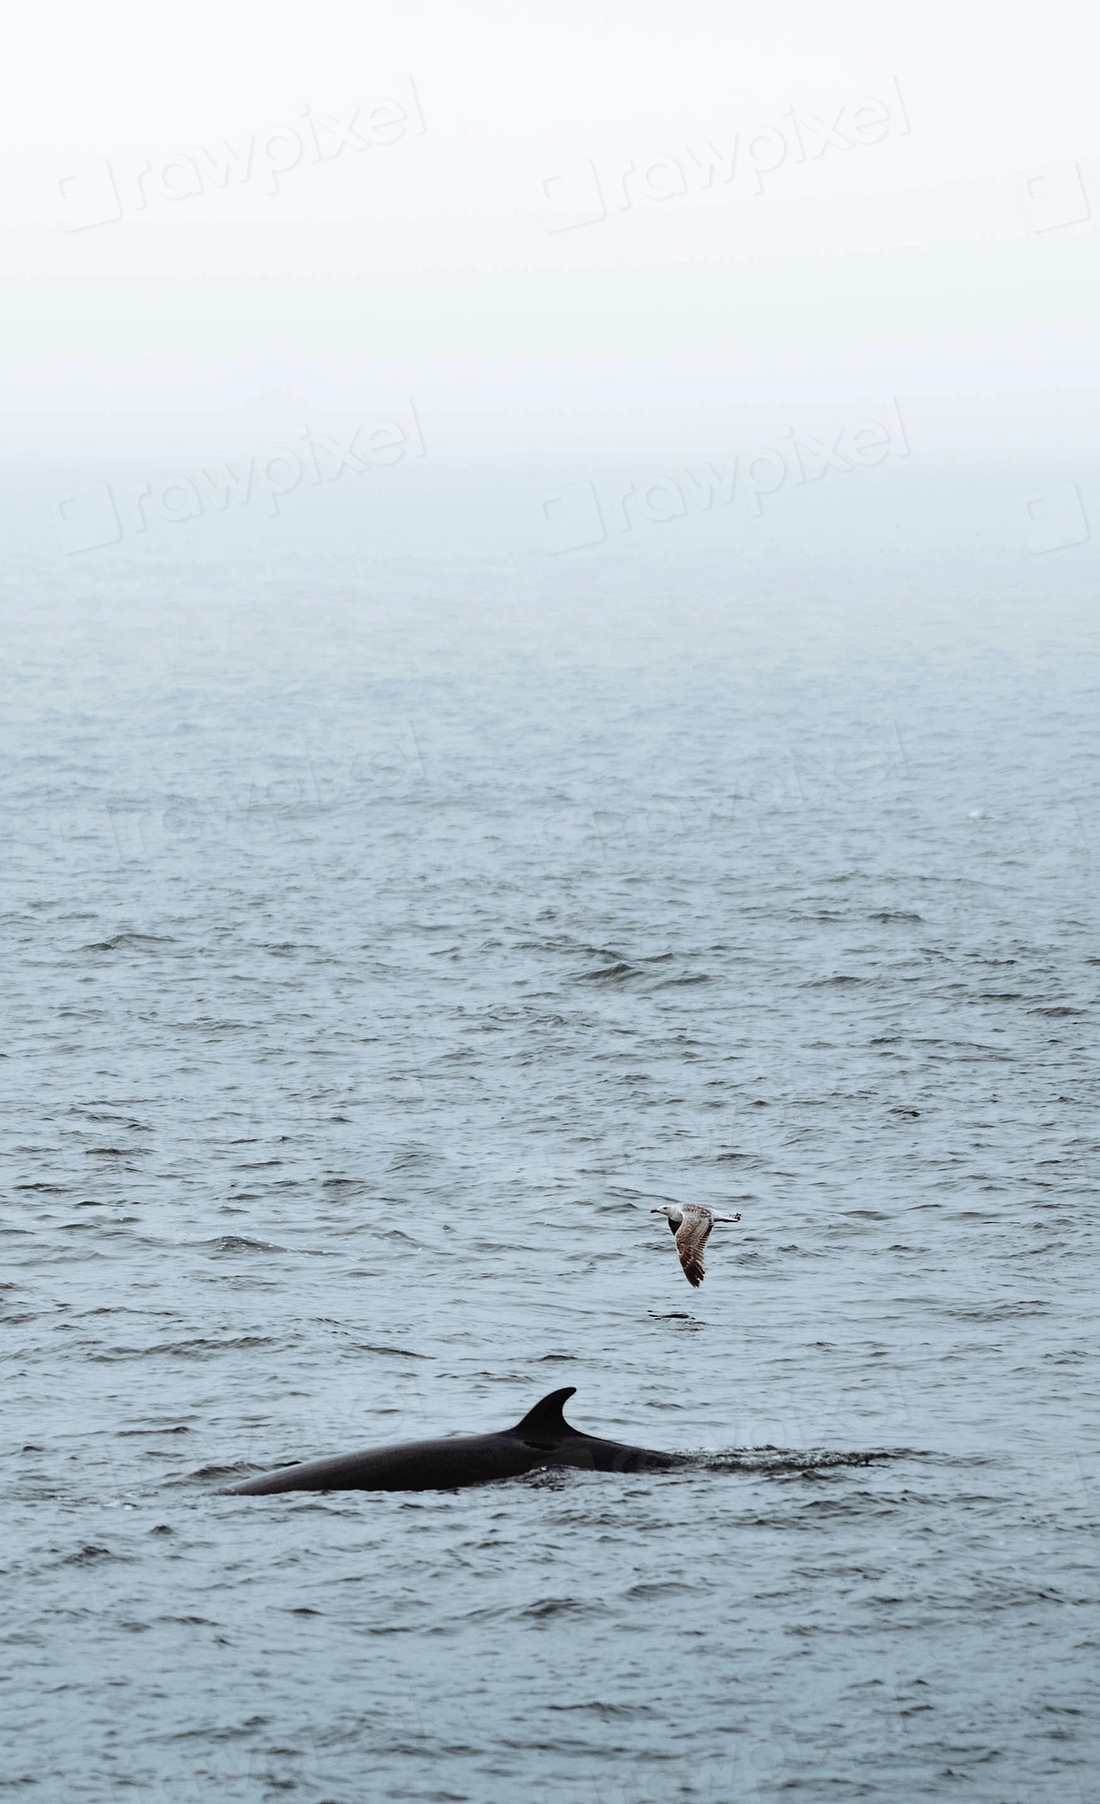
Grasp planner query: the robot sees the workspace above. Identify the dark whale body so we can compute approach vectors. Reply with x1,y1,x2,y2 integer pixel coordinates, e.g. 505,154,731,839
224,1387,682,1495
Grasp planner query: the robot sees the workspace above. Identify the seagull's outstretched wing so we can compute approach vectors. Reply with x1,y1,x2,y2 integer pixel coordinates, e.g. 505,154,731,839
674,1208,714,1288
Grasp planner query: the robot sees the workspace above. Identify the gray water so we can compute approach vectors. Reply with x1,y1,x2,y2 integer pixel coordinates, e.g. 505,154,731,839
3,548,1099,1803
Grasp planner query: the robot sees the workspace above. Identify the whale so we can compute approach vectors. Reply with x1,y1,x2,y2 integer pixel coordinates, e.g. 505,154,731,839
223,1387,683,1495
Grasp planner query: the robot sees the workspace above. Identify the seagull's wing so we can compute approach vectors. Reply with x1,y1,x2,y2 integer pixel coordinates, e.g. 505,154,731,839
674,1208,714,1288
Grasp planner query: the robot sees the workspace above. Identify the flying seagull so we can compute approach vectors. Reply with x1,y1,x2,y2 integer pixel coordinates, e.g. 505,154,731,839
651,1202,741,1288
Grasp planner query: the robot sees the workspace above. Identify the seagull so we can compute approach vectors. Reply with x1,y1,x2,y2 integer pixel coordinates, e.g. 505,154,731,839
651,1202,741,1288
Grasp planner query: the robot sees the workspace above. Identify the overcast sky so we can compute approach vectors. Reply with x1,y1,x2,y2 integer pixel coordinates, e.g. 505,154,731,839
3,0,1100,463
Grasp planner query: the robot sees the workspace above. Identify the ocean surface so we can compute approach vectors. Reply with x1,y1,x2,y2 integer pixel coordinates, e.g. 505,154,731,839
3,547,1099,1803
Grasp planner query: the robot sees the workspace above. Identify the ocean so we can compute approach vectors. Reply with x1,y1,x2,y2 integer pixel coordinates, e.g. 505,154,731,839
3,545,1098,1802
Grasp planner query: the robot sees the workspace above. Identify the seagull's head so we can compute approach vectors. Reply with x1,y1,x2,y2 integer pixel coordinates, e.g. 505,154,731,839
651,1204,683,1226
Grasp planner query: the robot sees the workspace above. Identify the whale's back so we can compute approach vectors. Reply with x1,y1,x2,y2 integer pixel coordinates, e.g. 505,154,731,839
225,1430,548,1495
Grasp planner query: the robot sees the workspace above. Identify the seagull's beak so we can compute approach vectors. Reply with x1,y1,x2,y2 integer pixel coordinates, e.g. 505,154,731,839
650,1207,663,1215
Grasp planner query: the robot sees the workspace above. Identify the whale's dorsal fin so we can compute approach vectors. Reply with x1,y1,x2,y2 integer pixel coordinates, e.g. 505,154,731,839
512,1386,578,1442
